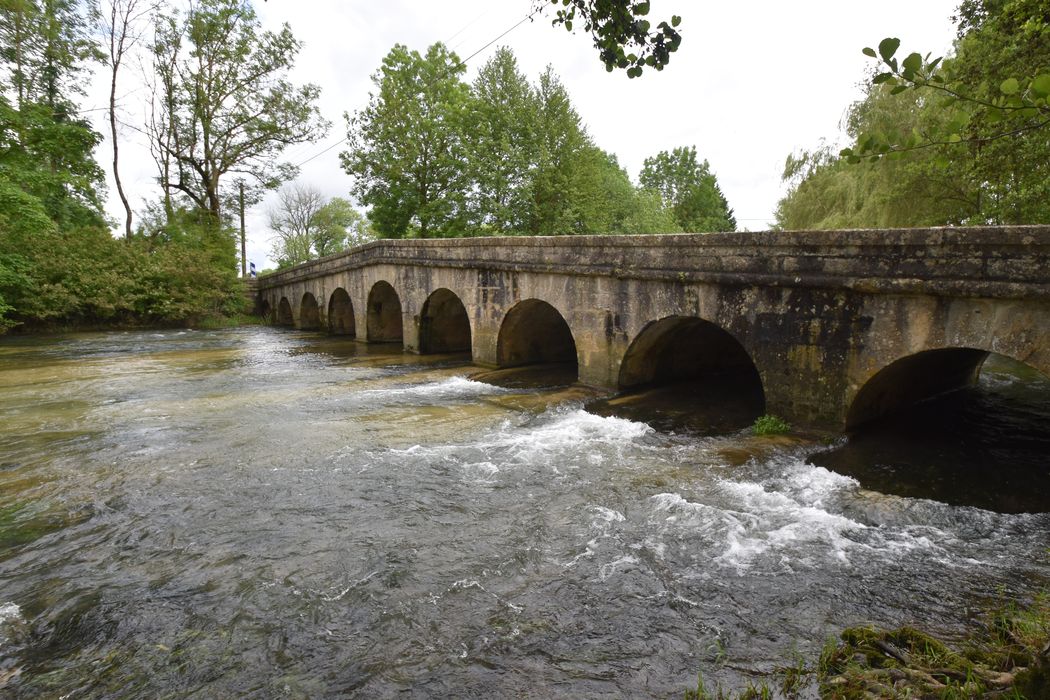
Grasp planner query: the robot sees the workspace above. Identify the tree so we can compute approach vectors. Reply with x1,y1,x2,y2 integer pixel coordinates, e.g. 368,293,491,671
268,184,373,267
784,0,1050,228
0,0,105,229
463,47,540,234
527,67,594,234
539,0,682,78
639,146,736,232
148,0,327,226
341,42,470,238
845,0,1049,167
313,197,374,254
101,0,157,241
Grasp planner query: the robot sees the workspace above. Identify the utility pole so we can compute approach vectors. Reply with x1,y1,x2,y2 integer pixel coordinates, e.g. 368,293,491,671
239,181,247,277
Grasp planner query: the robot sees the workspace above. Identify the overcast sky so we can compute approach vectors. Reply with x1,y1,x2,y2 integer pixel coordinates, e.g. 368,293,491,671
86,0,961,270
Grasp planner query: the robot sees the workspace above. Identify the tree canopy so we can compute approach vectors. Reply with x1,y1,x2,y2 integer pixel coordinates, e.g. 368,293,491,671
341,44,719,240
776,0,1049,229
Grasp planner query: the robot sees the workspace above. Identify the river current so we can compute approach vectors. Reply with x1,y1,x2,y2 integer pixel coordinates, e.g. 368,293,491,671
0,328,1047,697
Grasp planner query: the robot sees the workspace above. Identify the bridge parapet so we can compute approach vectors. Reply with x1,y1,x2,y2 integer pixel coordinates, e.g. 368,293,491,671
256,226,1050,300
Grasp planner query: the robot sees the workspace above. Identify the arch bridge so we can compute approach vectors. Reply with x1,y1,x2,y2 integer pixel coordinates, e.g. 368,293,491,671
255,226,1050,432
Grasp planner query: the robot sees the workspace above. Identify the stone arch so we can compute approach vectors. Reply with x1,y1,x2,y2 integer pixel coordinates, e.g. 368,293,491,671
367,280,403,343
299,292,321,330
496,299,577,374
618,316,764,391
328,288,356,337
259,298,272,322
845,347,1049,430
419,288,471,353
276,297,293,327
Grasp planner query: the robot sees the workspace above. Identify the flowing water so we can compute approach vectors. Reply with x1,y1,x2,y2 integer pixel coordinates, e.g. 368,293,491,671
0,328,1048,698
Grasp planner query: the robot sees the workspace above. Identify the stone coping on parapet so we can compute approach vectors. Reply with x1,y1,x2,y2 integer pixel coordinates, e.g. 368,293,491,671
255,226,1050,300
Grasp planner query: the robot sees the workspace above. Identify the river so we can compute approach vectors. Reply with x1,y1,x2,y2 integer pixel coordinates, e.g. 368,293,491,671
1,327,1048,697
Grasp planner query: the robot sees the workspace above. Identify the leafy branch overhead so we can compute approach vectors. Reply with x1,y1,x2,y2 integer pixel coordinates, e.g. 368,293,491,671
541,0,682,78
843,36,1050,162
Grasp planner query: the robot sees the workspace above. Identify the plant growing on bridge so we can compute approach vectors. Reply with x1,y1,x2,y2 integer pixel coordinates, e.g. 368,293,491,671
751,415,790,436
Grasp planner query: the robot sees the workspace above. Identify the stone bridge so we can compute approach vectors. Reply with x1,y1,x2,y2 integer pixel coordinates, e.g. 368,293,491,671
254,226,1050,432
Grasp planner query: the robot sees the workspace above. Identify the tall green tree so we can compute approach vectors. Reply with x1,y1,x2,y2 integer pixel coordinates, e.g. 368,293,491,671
149,0,327,226
639,146,735,232
464,47,540,234
341,42,470,238
528,67,594,234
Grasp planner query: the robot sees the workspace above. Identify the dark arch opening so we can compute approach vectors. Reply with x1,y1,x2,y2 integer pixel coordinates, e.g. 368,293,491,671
259,299,272,322
277,297,293,327
420,288,471,354
595,316,764,434
497,299,577,369
367,281,403,343
846,348,988,430
815,349,1050,513
328,288,356,337
299,292,321,330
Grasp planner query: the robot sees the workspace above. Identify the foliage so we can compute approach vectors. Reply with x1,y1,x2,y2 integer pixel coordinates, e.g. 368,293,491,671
149,0,327,223
463,47,539,233
540,0,682,78
342,42,470,239
268,184,373,267
342,45,691,239
640,146,736,232
777,0,1050,229
751,415,790,436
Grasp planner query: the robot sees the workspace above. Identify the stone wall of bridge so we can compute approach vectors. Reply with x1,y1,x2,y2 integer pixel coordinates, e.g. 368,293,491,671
255,226,1050,431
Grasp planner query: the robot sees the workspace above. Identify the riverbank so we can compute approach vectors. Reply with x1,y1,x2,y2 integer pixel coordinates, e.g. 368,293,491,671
686,592,1050,698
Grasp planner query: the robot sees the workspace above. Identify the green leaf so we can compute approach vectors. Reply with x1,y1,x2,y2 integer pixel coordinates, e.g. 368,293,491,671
878,37,900,62
872,72,893,84
634,1,650,15
626,66,643,79
948,133,962,143
671,15,681,27
902,52,922,73
1031,74,1050,98
862,47,877,58
1000,77,1020,95
890,85,908,95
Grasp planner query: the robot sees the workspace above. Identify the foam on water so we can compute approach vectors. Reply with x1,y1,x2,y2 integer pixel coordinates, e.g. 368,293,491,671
358,376,508,403
649,456,969,572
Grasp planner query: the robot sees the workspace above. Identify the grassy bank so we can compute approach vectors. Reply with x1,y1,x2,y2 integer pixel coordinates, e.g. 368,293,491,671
685,592,1050,699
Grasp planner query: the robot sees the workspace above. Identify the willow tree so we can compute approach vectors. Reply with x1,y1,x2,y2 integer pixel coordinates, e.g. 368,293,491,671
148,0,327,226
